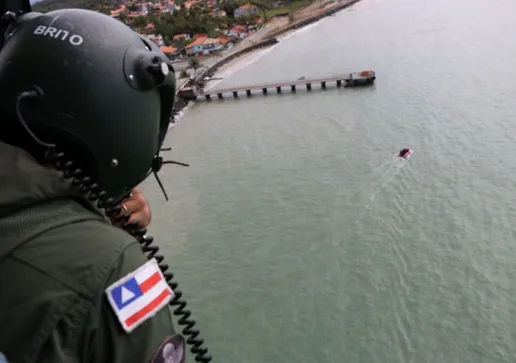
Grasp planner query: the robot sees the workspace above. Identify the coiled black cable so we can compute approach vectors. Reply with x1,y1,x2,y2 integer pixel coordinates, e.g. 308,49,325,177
15,87,212,362
42,146,213,363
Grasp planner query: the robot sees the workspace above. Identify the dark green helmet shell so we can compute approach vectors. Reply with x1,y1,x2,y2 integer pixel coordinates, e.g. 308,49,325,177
0,9,176,202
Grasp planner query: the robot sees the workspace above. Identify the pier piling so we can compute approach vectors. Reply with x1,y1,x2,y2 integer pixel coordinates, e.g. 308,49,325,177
197,72,376,101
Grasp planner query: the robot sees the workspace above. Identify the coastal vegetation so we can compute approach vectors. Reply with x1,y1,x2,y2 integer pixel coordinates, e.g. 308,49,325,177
32,0,320,84
254,0,311,18
33,0,274,40
32,0,116,13
188,58,201,76
33,0,312,24
135,8,230,40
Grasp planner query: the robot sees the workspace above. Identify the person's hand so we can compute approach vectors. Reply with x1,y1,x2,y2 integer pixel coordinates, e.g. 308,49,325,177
111,187,152,228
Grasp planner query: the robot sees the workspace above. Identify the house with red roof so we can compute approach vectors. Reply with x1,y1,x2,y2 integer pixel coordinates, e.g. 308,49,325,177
160,45,181,57
185,36,223,56
227,25,248,38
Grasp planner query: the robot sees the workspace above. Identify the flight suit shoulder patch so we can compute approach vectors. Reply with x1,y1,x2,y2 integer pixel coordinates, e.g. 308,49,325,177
149,334,185,363
105,258,174,333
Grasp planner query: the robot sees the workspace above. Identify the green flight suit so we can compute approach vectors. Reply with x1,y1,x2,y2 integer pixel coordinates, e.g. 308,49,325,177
0,142,178,363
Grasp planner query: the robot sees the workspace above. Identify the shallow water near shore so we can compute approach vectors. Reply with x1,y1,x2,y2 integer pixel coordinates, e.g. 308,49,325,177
203,45,278,91
144,0,516,361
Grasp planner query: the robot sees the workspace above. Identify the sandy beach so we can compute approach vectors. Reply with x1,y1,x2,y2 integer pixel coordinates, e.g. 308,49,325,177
202,49,270,90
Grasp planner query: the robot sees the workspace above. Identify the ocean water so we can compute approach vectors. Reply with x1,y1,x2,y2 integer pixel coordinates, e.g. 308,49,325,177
143,0,516,361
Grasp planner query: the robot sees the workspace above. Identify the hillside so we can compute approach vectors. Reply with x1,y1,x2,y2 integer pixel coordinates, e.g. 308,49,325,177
32,0,119,13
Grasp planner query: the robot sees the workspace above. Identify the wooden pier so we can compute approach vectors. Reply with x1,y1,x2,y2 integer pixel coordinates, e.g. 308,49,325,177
200,72,375,100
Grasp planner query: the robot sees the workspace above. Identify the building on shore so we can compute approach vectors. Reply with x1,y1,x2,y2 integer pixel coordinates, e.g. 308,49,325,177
185,36,223,56
160,45,182,58
234,3,258,18
147,34,165,46
227,24,248,38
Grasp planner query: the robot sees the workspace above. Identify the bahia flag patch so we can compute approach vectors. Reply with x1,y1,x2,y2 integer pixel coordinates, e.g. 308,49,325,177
106,258,174,333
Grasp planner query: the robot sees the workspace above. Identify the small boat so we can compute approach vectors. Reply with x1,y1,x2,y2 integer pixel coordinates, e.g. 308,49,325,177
397,148,412,159
297,76,306,80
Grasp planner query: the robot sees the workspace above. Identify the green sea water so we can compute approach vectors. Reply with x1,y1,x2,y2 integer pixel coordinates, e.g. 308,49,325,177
143,0,516,361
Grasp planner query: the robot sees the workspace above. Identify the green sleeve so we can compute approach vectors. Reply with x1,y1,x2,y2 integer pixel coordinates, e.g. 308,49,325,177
91,242,177,363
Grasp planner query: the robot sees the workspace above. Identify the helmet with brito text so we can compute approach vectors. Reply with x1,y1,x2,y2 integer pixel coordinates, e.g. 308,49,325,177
0,8,176,203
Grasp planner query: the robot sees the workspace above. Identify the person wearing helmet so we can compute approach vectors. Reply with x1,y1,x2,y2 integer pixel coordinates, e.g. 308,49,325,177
0,8,192,363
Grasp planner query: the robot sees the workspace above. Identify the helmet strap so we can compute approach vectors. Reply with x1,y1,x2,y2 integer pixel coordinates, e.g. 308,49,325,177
147,147,189,202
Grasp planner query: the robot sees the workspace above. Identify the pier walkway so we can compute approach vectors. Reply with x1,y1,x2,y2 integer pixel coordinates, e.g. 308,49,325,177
199,72,375,100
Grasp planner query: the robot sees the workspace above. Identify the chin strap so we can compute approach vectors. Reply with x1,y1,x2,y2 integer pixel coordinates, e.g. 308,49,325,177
150,147,190,201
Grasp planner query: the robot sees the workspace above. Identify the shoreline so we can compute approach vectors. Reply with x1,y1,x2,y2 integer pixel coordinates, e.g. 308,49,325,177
264,0,363,40
203,51,261,92
172,0,364,119
196,38,279,86
171,38,279,119
205,0,365,81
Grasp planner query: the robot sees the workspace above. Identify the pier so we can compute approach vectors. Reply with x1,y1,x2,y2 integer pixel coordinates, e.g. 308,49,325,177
198,72,375,100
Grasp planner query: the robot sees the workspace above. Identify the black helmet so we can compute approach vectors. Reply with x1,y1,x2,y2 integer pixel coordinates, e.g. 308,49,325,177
0,9,176,202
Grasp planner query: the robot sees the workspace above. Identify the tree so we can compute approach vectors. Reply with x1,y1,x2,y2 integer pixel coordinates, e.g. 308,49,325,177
173,38,188,49
33,0,229,37
207,29,221,38
250,0,269,20
188,58,201,77
33,0,122,12
131,15,148,28
96,7,111,15
235,14,258,30
222,1,239,18
180,70,188,78
126,2,138,11
288,0,294,22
